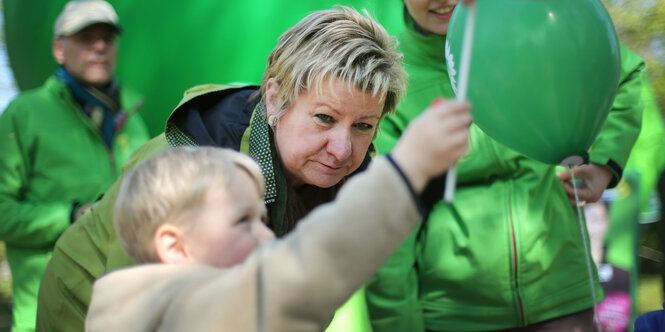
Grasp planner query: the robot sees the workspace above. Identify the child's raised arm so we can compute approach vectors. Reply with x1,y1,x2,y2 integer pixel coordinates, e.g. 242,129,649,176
257,98,471,330
86,99,472,332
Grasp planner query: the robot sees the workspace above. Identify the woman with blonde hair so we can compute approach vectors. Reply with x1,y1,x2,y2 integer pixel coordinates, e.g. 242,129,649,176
37,6,409,331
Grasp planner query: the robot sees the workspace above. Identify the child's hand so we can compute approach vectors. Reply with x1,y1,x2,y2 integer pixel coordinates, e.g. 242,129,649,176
556,163,613,207
392,98,472,192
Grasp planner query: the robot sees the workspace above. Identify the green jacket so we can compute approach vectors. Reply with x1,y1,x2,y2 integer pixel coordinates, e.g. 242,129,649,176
36,84,372,332
624,75,665,213
0,76,149,332
365,15,644,331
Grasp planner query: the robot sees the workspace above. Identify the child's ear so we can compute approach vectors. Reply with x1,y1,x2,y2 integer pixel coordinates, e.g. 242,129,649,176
154,224,190,264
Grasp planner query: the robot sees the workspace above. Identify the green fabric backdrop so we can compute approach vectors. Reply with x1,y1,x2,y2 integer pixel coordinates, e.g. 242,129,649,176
4,0,404,136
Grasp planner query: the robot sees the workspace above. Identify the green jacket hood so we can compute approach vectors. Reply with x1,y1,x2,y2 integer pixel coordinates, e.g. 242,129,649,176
165,84,260,149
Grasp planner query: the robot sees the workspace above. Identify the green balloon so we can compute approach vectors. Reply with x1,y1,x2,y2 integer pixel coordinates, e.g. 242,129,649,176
445,0,620,165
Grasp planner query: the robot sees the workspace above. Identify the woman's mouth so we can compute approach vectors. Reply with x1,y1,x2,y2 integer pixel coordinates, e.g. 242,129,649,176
430,5,456,18
322,163,341,170
317,161,343,171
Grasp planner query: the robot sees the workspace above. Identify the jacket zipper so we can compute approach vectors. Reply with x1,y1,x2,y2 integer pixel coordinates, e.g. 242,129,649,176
508,194,526,326
91,120,117,180
62,87,118,181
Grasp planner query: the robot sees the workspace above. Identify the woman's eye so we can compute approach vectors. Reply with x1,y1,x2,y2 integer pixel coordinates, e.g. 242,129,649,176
354,122,374,132
315,114,333,123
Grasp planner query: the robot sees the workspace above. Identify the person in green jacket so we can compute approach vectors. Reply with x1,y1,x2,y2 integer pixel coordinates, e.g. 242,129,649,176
0,1,150,331
35,6,407,332
365,1,645,331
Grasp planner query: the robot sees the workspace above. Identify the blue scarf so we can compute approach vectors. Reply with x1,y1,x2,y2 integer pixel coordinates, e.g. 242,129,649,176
56,66,120,148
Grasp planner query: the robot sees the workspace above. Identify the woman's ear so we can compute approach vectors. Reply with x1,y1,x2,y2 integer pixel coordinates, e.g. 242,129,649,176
154,224,191,265
265,78,280,117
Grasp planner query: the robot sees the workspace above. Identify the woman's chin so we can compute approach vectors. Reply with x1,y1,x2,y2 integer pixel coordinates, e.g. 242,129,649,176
302,174,345,189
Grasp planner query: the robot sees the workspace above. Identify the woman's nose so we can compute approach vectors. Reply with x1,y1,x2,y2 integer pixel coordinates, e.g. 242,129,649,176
326,129,352,161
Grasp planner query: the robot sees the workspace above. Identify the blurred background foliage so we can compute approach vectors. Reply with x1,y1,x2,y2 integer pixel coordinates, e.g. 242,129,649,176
603,0,665,114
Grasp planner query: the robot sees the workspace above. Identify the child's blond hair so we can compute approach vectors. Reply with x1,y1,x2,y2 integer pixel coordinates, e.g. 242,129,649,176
114,146,265,263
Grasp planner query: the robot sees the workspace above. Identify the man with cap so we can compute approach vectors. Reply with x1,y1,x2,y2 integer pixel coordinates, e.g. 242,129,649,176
0,1,149,330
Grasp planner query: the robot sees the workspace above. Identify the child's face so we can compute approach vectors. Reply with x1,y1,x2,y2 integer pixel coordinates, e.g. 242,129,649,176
405,0,459,35
184,170,274,268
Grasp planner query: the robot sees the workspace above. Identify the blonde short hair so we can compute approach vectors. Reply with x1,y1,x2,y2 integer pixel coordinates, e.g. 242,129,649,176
114,147,265,263
260,6,406,119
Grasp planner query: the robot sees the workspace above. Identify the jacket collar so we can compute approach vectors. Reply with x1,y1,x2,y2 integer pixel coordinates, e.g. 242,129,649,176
247,100,277,203
401,9,448,74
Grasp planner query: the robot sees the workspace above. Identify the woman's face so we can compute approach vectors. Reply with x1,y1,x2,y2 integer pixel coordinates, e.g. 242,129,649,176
267,77,384,188
405,0,459,35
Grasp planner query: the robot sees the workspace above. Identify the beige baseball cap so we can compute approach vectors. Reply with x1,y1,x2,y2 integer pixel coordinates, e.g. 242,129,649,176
54,1,121,37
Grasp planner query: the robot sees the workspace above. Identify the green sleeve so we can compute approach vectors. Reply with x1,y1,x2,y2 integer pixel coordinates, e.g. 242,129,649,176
36,176,131,332
366,113,425,332
0,103,71,248
365,230,425,332
36,135,169,332
588,44,645,188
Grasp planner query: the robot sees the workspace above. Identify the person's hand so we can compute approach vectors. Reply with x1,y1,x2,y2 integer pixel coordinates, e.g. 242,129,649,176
556,163,613,207
392,98,472,192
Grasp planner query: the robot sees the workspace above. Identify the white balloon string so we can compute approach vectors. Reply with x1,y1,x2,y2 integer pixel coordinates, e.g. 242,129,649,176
444,2,476,203
456,4,475,101
569,166,602,331
444,167,457,203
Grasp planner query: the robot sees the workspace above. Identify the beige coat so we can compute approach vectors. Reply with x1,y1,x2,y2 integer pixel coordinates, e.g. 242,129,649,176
85,157,421,331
